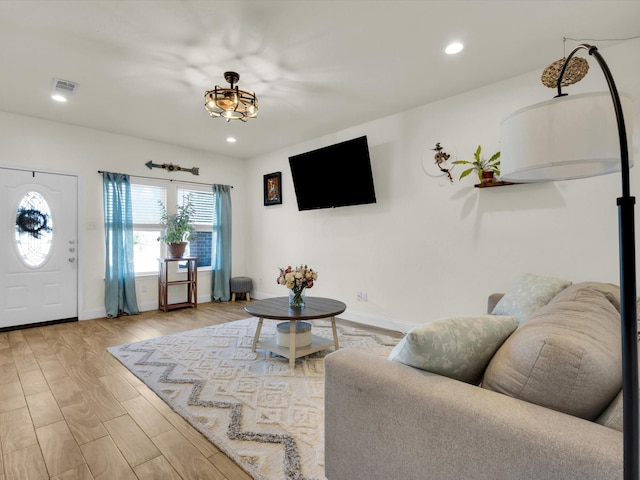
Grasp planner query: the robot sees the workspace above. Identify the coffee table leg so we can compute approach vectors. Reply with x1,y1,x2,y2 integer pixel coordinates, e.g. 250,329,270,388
289,320,296,368
252,317,264,352
331,316,339,350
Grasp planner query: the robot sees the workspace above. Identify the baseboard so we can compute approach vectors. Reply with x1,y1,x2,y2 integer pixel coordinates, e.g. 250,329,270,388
81,293,414,334
338,310,414,334
81,295,214,320
80,307,106,321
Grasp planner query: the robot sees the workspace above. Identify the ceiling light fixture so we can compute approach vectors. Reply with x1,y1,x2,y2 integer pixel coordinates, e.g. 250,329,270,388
445,42,464,55
226,137,237,143
51,94,67,102
204,71,258,122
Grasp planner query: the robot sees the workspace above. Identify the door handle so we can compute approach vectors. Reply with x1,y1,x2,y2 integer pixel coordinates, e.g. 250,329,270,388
68,258,76,263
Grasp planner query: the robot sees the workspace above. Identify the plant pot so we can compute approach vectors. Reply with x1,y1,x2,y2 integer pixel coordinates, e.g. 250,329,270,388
481,171,495,184
167,242,187,258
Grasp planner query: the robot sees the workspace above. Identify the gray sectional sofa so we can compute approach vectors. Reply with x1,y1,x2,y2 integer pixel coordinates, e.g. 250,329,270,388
324,279,627,479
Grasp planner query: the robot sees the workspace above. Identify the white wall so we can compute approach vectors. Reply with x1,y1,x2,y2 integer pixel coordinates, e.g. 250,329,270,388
246,39,640,332
1,40,637,328
0,114,248,319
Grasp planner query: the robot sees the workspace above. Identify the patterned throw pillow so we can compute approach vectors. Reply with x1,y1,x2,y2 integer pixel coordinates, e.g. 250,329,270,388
491,273,572,322
388,315,518,384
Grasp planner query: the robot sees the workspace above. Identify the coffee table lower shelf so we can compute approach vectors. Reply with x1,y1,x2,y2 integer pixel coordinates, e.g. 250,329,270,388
254,334,336,363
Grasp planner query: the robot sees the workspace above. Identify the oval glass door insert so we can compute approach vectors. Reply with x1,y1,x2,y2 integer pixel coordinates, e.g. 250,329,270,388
15,191,53,267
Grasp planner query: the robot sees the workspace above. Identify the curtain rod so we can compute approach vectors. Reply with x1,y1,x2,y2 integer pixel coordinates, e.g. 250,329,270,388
97,171,233,188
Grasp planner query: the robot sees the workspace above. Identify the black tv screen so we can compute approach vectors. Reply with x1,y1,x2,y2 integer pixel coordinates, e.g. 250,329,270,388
288,136,376,211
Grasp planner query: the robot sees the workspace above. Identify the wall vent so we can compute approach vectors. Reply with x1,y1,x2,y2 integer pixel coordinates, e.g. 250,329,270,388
52,78,79,95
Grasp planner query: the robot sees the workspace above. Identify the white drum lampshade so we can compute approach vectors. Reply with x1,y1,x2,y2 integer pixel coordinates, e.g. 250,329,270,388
500,92,633,182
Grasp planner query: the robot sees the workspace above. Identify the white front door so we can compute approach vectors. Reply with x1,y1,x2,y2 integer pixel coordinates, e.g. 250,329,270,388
0,168,78,328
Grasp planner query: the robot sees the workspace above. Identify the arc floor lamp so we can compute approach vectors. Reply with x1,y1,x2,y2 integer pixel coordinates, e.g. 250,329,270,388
501,44,637,479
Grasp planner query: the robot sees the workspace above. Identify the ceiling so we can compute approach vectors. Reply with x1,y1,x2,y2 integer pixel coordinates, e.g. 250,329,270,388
0,0,639,160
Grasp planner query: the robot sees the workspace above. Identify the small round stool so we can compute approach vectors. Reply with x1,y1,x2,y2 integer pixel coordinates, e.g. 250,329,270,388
230,276,253,302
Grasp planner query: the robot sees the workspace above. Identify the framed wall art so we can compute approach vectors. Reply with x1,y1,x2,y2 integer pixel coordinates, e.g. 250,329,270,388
264,171,282,206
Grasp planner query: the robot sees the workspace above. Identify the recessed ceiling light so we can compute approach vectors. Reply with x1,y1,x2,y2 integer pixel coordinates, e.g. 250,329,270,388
51,94,67,102
445,42,464,55
226,137,237,143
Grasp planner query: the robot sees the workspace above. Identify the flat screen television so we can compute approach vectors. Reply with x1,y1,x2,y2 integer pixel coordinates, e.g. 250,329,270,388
288,136,377,211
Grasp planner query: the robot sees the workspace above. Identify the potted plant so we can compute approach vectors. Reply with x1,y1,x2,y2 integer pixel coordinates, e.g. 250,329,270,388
157,200,196,258
453,145,501,183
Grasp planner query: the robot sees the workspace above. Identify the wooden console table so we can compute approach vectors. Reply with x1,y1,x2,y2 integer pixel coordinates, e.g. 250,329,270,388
158,257,197,312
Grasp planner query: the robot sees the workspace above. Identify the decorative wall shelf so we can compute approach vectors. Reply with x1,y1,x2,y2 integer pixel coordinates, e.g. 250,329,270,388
474,181,516,188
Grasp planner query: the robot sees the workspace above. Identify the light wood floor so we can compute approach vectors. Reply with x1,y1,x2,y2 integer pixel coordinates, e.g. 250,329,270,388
0,301,255,480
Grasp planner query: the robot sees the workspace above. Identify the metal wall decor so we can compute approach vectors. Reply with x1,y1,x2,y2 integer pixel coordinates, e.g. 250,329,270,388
432,142,454,183
145,160,199,176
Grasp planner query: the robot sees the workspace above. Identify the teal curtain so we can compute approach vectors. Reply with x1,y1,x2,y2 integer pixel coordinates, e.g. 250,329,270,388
211,184,232,301
102,172,139,317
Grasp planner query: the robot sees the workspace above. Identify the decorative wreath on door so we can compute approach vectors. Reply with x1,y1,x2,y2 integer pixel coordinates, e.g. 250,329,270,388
16,208,52,239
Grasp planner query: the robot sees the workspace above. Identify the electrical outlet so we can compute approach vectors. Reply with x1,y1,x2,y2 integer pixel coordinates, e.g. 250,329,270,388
362,291,368,302
356,291,362,301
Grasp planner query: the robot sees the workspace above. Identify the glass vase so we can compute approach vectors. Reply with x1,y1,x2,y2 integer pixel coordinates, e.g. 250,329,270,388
289,287,306,308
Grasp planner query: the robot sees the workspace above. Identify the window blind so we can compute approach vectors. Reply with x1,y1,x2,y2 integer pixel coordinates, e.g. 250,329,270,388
131,184,166,225
178,188,215,225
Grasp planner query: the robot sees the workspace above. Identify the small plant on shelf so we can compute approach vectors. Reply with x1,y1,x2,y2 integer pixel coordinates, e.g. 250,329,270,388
453,145,501,183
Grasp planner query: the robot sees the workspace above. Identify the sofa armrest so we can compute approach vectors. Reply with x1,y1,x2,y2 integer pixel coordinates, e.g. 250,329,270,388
324,349,622,480
487,292,504,313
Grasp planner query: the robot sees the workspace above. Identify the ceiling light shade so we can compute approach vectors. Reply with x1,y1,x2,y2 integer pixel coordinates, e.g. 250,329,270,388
500,92,633,182
204,71,258,122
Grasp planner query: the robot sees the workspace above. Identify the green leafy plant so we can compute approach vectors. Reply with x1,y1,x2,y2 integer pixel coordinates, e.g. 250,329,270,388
157,199,196,244
452,145,501,181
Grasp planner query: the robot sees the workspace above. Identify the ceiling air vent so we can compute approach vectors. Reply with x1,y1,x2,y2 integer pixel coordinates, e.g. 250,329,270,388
52,78,79,95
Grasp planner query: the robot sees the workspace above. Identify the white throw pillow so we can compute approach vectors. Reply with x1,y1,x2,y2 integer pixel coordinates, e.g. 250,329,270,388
492,273,571,322
388,315,518,384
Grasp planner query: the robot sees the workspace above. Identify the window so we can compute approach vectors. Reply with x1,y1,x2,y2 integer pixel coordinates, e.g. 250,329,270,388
15,191,53,268
131,183,165,273
178,188,213,268
129,183,215,274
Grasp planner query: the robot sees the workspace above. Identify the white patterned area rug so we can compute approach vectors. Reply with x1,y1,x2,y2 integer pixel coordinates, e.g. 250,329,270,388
107,317,399,480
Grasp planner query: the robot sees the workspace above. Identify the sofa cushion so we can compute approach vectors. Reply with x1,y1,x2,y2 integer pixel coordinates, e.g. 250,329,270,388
596,391,623,431
594,296,640,431
483,283,622,420
388,315,518,384
491,273,572,322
